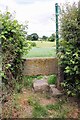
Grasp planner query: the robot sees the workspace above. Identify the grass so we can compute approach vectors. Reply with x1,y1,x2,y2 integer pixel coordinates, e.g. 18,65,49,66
22,75,57,89
23,47,56,58
46,100,69,118
22,76,37,88
28,97,48,118
46,101,63,111
23,41,56,58
22,75,44,88
48,74,57,84
30,40,56,48
2,88,79,118
27,96,72,118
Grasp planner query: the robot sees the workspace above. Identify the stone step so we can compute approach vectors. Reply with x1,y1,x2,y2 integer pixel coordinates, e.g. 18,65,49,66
33,79,50,92
33,79,63,96
50,85,63,97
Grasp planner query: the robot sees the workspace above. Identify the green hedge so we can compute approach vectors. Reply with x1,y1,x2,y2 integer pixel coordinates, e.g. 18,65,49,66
58,3,80,97
0,10,30,90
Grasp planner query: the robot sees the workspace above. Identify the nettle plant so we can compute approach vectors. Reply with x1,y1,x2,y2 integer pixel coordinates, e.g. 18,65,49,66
58,3,80,97
0,10,30,90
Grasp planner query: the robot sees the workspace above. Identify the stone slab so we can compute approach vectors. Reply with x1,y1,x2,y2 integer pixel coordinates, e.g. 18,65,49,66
33,79,50,92
50,86,63,96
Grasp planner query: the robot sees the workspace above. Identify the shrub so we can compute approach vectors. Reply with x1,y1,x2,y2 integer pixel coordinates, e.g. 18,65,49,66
0,10,30,91
58,3,80,97
31,42,36,47
48,34,55,42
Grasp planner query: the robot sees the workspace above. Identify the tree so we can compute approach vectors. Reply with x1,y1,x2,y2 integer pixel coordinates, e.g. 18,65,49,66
31,33,39,41
27,35,31,40
48,34,55,42
27,33,39,41
42,35,48,40
58,3,80,97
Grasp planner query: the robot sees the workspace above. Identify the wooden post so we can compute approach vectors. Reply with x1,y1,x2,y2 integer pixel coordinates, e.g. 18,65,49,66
57,64,64,90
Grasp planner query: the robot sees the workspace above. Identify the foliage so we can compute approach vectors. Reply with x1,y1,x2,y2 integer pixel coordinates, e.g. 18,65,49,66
48,34,55,42
27,33,39,41
0,10,30,90
22,76,34,88
14,81,23,93
22,75,43,88
42,35,48,41
46,101,63,111
31,42,36,47
58,3,80,97
28,97,48,118
31,33,39,41
27,34,31,40
48,74,57,84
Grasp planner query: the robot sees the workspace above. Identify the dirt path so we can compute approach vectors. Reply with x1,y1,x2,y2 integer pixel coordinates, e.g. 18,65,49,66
2,88,79,118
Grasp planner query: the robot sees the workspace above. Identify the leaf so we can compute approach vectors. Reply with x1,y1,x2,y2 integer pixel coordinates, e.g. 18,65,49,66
1,35,6,40
67,91,71,95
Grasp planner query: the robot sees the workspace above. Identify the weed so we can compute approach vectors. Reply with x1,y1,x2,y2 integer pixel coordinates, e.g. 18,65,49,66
23,76,34,88
57,108,69,118
33,105,48,118
36,75,43,79
48,74,57,84
46,99,69,118
28,97,48,118
46,103,61,111
23,75,44,88
46,99,65,111
14,81,23,93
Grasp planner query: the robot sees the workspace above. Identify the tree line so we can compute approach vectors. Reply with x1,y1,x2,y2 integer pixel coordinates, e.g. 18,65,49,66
27,33,55,42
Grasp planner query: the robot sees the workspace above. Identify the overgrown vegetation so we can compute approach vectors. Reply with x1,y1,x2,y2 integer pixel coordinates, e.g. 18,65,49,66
31,42,36,47
0,10,30,91
2,88,78,118
58,3,80,97
48,74,57,84
28,97,48,118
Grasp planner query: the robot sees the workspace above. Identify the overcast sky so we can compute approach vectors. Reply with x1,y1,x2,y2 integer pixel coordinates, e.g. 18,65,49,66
0,0,79,37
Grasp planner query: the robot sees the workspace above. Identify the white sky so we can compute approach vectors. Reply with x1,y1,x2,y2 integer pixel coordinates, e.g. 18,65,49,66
0,0,79,37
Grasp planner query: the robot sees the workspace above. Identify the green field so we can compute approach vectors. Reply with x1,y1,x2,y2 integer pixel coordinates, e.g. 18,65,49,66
30,41,56,48
23,41,56,58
